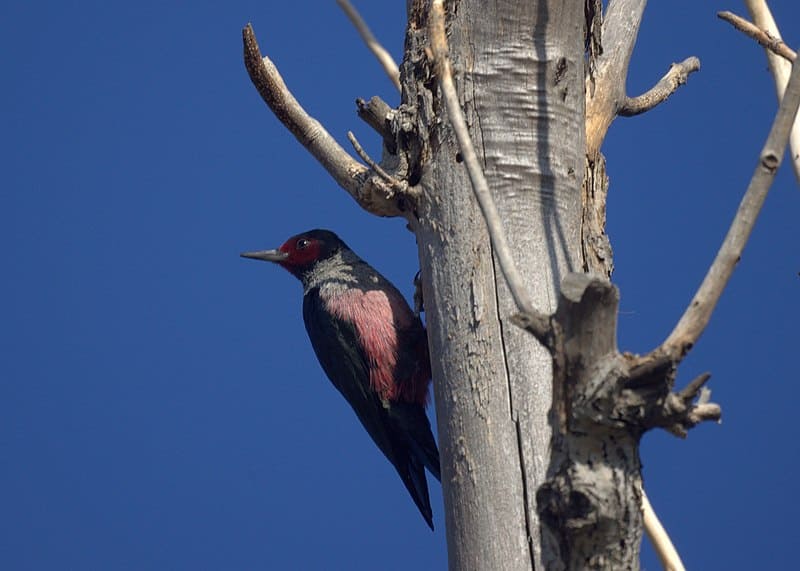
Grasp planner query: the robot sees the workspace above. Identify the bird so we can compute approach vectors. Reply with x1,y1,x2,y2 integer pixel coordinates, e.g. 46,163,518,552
241,229,441,529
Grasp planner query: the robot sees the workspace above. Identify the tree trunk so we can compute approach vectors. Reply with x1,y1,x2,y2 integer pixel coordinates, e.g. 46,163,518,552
244,0,799,567
400,1,586,568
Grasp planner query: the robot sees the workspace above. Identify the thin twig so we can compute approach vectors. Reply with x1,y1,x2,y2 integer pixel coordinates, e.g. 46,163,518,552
242,23,401,217
717,11,796,62
337,0,401,91
744,0,800,185
641,488,687,571
347,131,407,194
427,0,550,342
619,57,701,117
660,49,800,358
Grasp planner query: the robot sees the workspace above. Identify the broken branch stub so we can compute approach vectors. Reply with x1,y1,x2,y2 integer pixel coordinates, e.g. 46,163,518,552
535,44,800,567
546,274,718,438
536,273,720,568
356,96,397,153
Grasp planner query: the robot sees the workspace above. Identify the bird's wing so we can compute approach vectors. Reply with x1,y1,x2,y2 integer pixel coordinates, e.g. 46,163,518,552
303,287,435,528
391,319,440,482
302,287,396,459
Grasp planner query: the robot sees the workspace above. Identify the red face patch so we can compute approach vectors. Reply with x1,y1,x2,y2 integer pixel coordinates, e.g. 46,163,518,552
278,235,322,268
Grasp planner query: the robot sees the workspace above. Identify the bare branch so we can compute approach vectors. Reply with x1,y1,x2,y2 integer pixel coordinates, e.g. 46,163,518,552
717,11,796,62
336,0,401,91
356,96,396,151
744,0,800,185
591,0,647,91
242,23,403,217
660,52,800,358
619,57,701,117
641,488,687,571
346,131,408,194
586,0,699,154
427,0,551,342
585,0,645,155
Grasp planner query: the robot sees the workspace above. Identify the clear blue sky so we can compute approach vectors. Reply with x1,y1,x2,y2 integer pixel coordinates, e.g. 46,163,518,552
2,2,798,569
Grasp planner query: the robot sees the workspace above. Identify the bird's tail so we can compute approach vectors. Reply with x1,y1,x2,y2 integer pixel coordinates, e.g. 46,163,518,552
391,402,441,481
389,402,441,529
408,426,440,482
397,453,435,530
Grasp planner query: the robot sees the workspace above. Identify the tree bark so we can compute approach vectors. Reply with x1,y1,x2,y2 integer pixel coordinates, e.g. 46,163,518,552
399,1,585,568
243,1,797,568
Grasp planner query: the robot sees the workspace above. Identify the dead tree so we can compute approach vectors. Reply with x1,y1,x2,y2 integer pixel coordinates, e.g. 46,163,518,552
242,1,799,569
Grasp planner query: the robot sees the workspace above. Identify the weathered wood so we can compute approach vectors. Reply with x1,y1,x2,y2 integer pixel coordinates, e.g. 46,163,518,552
401,1,585,568
539,276,642,570
241,1,798,568
581,155,613,277
356,96,397,153
537,274,719,570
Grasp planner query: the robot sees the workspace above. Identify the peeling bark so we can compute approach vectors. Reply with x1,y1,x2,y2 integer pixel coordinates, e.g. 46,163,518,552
581,155,613,277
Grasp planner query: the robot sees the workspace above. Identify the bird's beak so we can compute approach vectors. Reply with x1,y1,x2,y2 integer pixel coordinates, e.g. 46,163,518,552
240,249,289,262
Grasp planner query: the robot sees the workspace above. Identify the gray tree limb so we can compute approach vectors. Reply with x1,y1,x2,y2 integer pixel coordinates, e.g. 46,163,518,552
242,24,413,217
619,57,701,117
641,489,686,571
718,11,796,62
336,0,401,91
583,0,696,280
586,0,699,155
742,1,800,185
658,52,800,360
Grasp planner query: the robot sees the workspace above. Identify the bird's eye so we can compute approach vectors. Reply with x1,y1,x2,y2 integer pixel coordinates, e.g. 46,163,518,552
296,238,310,250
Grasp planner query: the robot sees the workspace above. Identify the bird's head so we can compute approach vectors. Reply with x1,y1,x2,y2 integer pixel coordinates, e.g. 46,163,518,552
241,229,347,279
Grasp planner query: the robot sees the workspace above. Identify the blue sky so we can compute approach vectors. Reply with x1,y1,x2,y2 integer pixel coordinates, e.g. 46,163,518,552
2,2,798,569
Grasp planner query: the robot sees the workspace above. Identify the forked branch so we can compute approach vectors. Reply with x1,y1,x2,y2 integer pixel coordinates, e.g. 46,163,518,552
242,23,409,217
586,0,700,155
733,1,800,185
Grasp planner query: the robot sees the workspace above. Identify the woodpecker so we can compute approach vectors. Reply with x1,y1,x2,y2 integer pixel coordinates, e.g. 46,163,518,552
241,229,440,529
